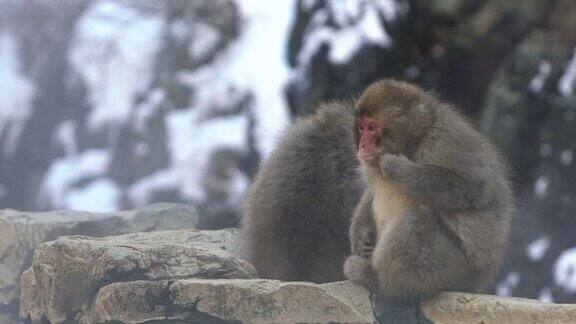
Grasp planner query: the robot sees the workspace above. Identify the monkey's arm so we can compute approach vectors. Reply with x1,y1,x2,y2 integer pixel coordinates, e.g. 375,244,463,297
349,193,376,256
345,192,379,292
380,154,490,211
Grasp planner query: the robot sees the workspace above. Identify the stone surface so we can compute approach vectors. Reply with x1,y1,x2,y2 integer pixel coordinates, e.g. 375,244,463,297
0,203,197,320
20,228,252,323
93,280,373,323
422,292,576,323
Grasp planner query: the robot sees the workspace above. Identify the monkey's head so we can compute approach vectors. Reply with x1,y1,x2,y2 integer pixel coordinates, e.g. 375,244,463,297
354,79,436,165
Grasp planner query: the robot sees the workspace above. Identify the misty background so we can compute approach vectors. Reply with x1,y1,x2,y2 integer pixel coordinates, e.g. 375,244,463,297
0,0,575,303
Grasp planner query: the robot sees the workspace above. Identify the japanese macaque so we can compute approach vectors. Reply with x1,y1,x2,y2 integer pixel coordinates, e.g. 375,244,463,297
240,101,363,283
344,80,514,300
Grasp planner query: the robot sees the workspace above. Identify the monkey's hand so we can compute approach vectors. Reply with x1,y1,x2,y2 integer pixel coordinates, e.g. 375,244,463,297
355,229,375,257
378,153,414,180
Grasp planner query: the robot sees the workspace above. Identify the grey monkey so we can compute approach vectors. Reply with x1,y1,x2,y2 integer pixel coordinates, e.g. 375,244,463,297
344,79,514,301
240,101,363,283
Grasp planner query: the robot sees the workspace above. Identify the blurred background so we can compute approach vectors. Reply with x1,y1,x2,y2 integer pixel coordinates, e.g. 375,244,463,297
0,0,575,303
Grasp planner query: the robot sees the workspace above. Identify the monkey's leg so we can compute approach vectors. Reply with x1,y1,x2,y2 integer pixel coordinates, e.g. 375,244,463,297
380,154,489,211
345,193,379,291
371,208,470,300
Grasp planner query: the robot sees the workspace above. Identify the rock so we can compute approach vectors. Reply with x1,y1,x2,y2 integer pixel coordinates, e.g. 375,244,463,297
0,203,197,321
94,280,373,323
20,228,253,323
422,292,576,323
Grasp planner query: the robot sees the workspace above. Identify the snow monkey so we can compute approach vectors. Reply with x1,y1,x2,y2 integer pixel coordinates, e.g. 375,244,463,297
344,79,514,300
241,79,513,294
241,100,362,283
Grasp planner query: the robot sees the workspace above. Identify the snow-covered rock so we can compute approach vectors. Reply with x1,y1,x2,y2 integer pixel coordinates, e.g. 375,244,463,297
0,0,293,230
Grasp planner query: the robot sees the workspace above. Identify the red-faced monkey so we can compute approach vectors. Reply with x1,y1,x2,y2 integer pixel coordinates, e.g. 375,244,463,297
241,79,513,297
344,80,514,300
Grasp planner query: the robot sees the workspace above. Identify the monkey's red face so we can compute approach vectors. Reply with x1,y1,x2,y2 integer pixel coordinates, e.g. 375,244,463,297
357,116,383,164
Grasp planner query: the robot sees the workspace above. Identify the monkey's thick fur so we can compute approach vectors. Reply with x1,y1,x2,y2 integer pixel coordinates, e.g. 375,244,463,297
241,79,514,300
241,102,362,283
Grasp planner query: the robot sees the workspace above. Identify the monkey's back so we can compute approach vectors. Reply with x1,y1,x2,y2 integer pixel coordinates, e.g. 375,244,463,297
240,102,363,283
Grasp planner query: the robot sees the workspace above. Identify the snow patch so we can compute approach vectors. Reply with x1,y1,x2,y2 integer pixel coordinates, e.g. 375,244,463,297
559,48,576,97
527,236,550,262
0,32,36,156
134,88,165,132
128,169,179,206
189,22,221,62
553,247,576,293
529,61,552,93
66,178,120,212
39,149,112,208
165,109,249,202
534,176,549,199
69,1,164,130
496,272,521,296
560,149,573,166
55,121,77,156
538,287,554,303
298,0,399,66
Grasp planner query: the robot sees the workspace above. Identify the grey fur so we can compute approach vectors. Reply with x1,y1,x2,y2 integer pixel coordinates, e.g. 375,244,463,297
344,80,514,301
240,101,363,282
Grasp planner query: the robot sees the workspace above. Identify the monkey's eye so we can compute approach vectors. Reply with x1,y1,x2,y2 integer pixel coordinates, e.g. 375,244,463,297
368,123,377,132
357,120,364,130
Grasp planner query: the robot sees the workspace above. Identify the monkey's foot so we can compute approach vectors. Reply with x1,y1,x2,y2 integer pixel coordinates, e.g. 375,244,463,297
344,255,378,292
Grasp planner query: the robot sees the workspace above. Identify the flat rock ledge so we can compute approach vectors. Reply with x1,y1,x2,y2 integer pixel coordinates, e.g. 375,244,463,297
20,228,253,323
17,228,576,323
0,203,198,321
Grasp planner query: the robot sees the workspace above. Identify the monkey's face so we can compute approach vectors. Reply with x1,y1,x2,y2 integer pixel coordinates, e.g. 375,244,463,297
354,79,435,166
355,110,419,165
356,116,383,164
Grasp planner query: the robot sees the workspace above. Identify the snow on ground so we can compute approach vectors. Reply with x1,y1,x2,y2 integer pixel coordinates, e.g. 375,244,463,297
298,0,401,66
66,179,120,212
554,247,576,293
36,0,301,211
527,236,550,262
127,0,298,207
530,61,552,93
496,272,521,296
165,109,249,202
209,0,294,156
560,149,573,166
534,175,549,199
39,149,115,211
55,121,77,156
559,47,576,97
69,0,164,131
0,32,35,156
539,287,554,303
